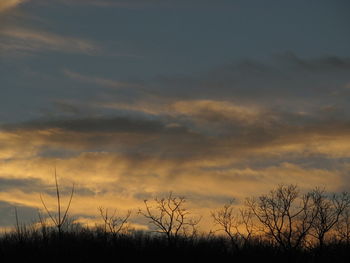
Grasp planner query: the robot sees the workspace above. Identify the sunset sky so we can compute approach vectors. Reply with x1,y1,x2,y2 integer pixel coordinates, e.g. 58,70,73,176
1,0,350,231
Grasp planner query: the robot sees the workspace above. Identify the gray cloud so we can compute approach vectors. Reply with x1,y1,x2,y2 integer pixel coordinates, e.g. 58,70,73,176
144,53,350,107
0,177,44,192
41,0,232,9
274,52,350,71
0,27,99,56
0,200,38,227
1,105,350,164
53,101,81,115
0,116,170,134
0,176,95,197
46,53,350,125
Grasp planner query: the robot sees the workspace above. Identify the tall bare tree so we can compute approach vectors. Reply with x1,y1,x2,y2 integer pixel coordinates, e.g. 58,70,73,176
310,188,350,248
139,192,200,243
40,168,75,237
246,184,318,250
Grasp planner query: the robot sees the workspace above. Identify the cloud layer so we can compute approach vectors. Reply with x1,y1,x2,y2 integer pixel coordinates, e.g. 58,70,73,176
0,0,26,13
1,92,350,229
0,0,349,231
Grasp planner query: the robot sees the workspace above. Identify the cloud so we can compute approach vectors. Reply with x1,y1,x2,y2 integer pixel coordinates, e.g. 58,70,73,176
170,100,270,127
0,0,181,10
0,149,347,230
2,100,350,165
142,53,350,110
0,27,99,55
44,0,187,8
274,51,350,71
0,177,45,192
0,176,93,197
1,53,350,230
0,0,26,13
0,107,349,230
0,200,38,227
39,0,235,11
55,0,152,8
64,70,139,89
1,116,167,134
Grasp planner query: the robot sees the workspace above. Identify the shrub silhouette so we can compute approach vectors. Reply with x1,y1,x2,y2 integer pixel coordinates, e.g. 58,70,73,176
1,184,350,262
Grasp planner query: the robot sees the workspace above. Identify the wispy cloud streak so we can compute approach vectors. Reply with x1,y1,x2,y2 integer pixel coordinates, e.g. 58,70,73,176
64,70,139,89
0,27,99,55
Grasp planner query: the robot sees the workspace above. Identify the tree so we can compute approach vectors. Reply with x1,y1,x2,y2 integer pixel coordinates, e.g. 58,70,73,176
246,184,317,250
211,200,254,249
139,192,200,243
98,207,131,236
40,168,75,237
211,200,237,248
310,188,350,248
335,206,350,245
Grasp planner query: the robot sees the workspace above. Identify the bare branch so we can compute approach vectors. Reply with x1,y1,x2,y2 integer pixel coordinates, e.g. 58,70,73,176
139,192,199,243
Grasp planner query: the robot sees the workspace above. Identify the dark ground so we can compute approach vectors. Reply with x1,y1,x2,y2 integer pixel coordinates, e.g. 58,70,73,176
0,230,349,263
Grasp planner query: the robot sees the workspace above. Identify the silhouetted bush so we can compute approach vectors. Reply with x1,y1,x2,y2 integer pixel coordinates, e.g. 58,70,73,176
1,185,350,262
1,220,349,263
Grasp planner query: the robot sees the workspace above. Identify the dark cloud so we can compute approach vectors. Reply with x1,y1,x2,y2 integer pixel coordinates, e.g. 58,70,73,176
144,53,350,105
274,52,350,71
1,107,350,164
0,200,38,227
53,101,81,115
0,177,44,193
0,177,94,196
46,0,234,9
1,116,166,134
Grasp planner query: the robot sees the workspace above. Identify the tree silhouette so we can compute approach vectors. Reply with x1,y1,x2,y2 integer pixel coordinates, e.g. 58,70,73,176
246,184,317,250
335,206,350,245
310,188,350,248
139,192,200,244
98,207,131,236
212,200,255,249
40,168,75,237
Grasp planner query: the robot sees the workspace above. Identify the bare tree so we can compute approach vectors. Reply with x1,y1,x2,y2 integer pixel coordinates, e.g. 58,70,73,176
246,184,318,250
335,207,350,245
310,189,350,248
138,192,200,243
40,168,75,237
211,200,255,249
98,207,131,236
211,200,238,248
238,208,255,243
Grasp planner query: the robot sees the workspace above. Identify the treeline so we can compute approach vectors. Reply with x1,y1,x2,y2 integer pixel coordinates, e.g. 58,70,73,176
1,184,350,262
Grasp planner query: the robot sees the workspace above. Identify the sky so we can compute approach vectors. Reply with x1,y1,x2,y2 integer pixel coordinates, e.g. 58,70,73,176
0,0,350,231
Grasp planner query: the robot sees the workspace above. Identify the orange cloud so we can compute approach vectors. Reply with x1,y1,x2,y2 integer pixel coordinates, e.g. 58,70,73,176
0,152,346,232
0,0,26,13
1,98,350,230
